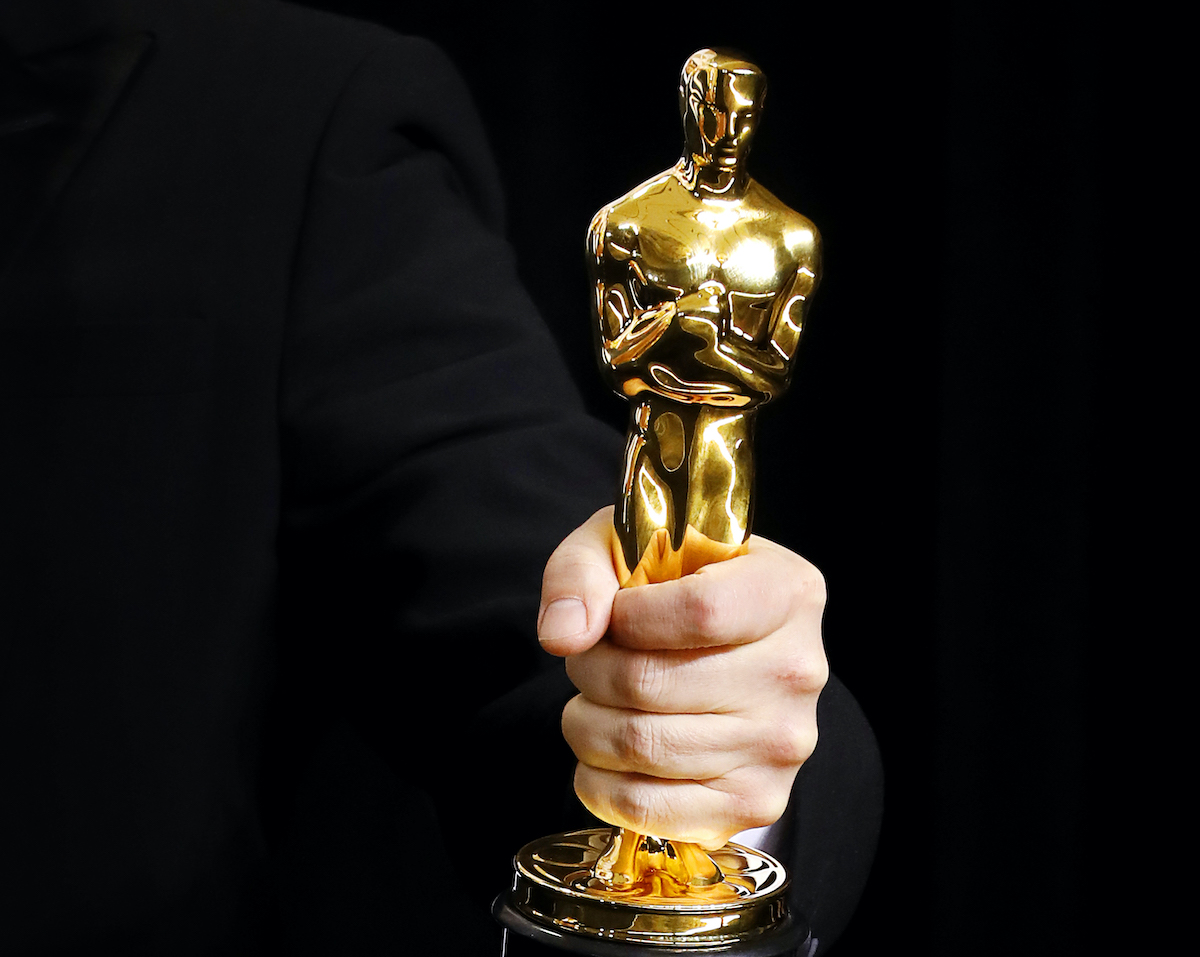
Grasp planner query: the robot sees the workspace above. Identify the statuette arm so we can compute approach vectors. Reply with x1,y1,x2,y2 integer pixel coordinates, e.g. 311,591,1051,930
767,256,821,364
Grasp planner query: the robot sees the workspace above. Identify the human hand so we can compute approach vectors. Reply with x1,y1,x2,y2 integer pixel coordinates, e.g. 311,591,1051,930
537,506,828,850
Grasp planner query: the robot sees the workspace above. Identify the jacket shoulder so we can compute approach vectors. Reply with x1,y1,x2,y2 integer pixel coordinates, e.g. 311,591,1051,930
144,0,449,104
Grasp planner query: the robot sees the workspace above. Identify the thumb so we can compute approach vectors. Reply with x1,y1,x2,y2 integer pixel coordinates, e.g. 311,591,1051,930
537,506,619,657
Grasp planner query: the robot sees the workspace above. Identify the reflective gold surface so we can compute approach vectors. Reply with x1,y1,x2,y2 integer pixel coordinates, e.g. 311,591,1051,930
588,48,819,591
505,829,790,947
498,49,819,953
585,48,820,893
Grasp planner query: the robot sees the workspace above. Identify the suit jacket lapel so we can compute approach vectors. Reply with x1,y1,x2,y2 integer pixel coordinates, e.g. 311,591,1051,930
1,31,153,286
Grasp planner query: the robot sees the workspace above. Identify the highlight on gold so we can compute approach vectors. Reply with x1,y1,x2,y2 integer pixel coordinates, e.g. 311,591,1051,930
588,47,820,591
583,46,821,896
493,48,821,953
505,830,790,947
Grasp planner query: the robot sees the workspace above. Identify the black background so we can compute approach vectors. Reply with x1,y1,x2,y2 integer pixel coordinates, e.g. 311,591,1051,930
302,2,1106,953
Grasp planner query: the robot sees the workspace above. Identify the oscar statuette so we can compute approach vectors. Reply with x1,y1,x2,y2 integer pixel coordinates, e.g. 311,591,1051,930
494,49,822,957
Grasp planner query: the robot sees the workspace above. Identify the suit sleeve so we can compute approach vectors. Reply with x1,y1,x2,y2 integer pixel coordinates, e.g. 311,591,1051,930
277,36,620,725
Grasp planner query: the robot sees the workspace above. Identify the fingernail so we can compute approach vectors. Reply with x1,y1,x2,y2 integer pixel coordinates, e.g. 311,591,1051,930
539,598,588,643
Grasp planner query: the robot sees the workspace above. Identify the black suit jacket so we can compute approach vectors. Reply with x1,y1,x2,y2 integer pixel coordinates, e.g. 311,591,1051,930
1,2,881,953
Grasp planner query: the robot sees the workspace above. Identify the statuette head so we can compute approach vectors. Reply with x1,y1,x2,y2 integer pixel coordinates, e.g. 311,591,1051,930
679,49,768,168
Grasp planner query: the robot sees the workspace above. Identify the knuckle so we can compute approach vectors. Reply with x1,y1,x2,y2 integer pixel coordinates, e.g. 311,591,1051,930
727,777,791,831
618,652,668,706
811,654,831,692
544,551,600,593
541,513,617,601
802,565,828,610
765,720,818,767
614,713,659,769
542,539,582,588
681,577,729,643
787,561,827,613
749,788,792,829
610,781,663,835
775,651,828,697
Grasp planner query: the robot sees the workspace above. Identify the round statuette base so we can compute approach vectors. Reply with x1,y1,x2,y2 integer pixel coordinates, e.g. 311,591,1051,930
493,829,812,956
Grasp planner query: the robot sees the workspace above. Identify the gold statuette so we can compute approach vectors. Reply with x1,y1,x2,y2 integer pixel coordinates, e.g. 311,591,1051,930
496,49,820,955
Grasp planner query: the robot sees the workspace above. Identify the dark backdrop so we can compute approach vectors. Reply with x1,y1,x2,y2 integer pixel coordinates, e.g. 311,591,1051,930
295,2,1104,953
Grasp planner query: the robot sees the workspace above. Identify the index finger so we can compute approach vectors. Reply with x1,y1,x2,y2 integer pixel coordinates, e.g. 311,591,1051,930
608,536,825,651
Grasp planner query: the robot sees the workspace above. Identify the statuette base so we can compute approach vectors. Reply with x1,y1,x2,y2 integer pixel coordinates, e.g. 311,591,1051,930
493,829,810,956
